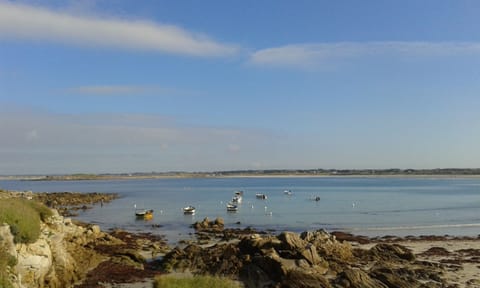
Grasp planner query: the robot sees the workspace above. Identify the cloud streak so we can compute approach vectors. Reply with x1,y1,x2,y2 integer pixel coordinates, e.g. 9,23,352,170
69,85,160,96
0,2,237,57
0,107,275,173
250,42,480,68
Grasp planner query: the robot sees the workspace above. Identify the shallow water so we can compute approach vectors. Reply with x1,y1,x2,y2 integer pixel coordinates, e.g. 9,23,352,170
2,177,480,243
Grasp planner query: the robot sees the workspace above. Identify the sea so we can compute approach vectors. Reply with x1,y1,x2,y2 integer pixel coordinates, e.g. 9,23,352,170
1,177,480,243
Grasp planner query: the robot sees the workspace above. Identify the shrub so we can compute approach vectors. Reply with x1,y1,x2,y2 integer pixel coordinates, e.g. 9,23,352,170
154,275,241,288
0,198,52,243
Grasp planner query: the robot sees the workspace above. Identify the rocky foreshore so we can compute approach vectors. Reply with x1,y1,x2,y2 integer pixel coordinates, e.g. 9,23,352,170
1,190,480,287
161,217,480,288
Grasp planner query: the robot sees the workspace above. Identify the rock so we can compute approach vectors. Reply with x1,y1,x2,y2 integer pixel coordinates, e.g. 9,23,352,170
278,232,307,252
16,238,53,287
238,235,281,255
89,225,101,236
300,243,323,266
214,217,224,226
111,255,144,270
334,268,388,288
159,229,449,288
370,266,414,288
0,225,17,258
242,264,276,288
301,230,332,243
370,243,415,262
281,268,331,288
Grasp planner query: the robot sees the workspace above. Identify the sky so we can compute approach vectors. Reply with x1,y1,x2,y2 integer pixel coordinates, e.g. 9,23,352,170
1,0,480,174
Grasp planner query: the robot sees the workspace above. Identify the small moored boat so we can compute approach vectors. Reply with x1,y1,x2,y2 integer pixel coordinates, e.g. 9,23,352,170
232,196,242,203
183,206,196,215
255,193,267,200
135,209,154,220
226,203,238,212
231,191,243,203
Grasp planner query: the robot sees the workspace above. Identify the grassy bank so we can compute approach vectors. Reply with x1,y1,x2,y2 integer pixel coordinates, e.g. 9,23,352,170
154,275,241,288
0,198,52,243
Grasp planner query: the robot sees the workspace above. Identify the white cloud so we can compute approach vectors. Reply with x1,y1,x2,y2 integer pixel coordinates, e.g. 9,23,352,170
0,107,275,174
69,85,155,95
72,85,147,95
250,42,480,68
0,1,237,57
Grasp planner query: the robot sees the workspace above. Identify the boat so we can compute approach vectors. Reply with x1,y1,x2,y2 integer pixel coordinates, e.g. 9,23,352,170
183,206,196,215
255,193,267,200
284,190,292,195
232,191,243,203
232,195,242,203
135,209,154,220
226,203,238,212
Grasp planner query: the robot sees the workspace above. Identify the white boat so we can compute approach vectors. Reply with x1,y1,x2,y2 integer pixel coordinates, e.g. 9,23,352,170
226,203,238,212
284,190,292,195
256,193,267,200
183,206,196,214
232,196,242,203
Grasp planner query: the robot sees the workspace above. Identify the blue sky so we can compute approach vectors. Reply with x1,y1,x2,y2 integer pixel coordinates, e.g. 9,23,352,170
1,0,480,174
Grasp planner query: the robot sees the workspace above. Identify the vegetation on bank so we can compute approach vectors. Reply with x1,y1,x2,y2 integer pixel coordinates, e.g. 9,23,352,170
0,198,53,243
154,275,241,288
12,168,480,182
0,244,15,288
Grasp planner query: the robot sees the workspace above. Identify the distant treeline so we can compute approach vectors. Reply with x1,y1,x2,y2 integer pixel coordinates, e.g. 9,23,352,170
208,168,480,176
10,168,480,181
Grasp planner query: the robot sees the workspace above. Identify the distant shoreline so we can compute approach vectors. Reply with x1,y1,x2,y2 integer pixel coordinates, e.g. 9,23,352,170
2,170,480,181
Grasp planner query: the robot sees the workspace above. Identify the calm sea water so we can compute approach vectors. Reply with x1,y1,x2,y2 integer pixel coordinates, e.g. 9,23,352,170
2,177,480,242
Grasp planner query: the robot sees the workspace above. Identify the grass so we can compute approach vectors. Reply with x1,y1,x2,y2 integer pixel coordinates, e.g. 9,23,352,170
154,275,241,288
0,198,53,243
0,240,15,288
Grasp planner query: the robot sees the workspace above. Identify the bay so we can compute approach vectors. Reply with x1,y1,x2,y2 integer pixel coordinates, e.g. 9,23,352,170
2,177,480,243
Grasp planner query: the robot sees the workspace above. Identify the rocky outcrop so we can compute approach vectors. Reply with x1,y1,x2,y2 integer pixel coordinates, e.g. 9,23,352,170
0,210,111,288
162,229,448,288
33,192,118,216
1,209,168,288
192,217,225,232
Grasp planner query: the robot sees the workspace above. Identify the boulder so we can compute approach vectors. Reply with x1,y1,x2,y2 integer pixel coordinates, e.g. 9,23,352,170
370,266,414,288
16,238,53,287
280,268,331,288
193,217,224,232
300,243,323,266
370,243,415,262
278,232,307,251
334,268,388,288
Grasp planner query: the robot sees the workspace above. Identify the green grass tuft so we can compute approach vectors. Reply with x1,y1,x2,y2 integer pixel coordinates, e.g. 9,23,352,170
154,275,241,288
0,198,52,243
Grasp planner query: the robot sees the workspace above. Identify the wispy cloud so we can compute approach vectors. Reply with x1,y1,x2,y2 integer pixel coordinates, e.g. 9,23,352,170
68,85,160,96
250,42,480,68
0,106,275,173
0,2,238,57
70,85,151,95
